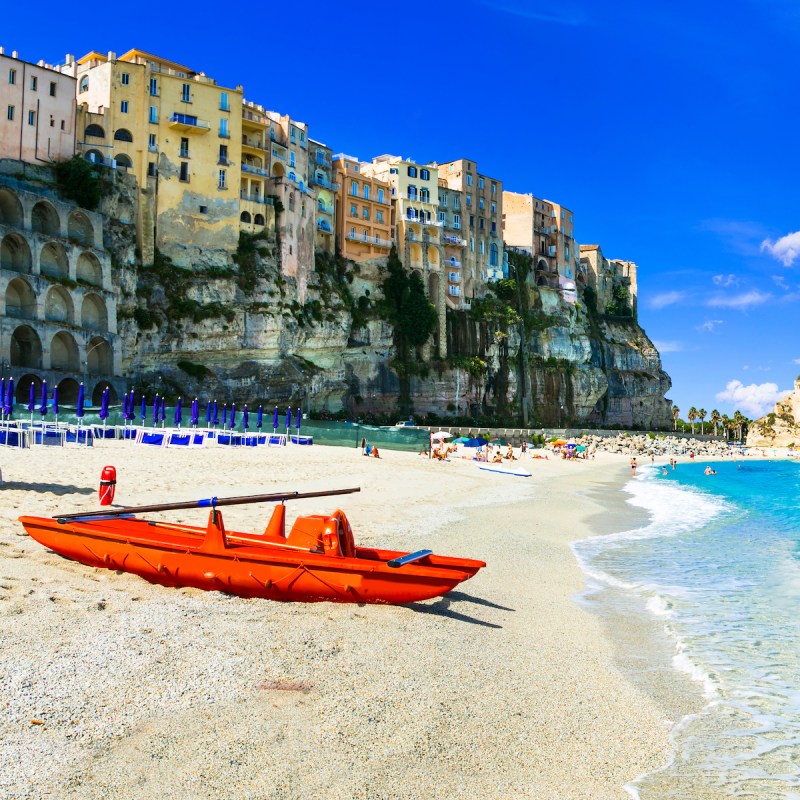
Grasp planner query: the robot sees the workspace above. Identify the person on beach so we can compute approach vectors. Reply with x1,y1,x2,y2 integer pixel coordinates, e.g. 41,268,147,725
630,457,637,476
371,446,381,459
506,445,516,461
364,444,372,456
361,437,367,454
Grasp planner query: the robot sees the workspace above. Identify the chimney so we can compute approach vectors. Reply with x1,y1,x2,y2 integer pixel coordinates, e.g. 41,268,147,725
108,51,116,61
38,59,45,66
12,50,19,59
0,47,4,55
65,54,74,65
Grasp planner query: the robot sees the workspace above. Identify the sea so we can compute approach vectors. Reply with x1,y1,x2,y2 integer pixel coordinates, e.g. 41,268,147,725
573,458,800,799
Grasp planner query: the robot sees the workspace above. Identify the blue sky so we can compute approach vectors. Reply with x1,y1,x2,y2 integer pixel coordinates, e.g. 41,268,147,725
6,0,799,419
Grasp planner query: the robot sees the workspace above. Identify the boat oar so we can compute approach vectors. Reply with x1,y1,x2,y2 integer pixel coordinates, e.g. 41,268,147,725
55,487,361,523
387,549,433,568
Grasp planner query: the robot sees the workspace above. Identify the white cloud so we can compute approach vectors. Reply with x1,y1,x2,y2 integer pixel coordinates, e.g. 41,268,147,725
712,274,738,287
707,290,771,309
761,230,800,266
715,380,792,418
652,340,682,353
773,274,789,290
696,319,723,333
794,358,800,365
648,290,685,310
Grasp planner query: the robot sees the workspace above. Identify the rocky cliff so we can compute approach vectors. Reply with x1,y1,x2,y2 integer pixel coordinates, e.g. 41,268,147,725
746,379,800,447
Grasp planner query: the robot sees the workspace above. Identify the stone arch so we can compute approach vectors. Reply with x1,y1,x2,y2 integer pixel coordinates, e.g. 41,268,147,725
44,285,74,324
409,242,423,268
57,377,80,404
92,381,117,405
16,374,43,404
428,271,440,302
114,128,133,143
1,233,33,273
68,211,94,246
81,293,107,330
50,331,80,372
536,274,548,287
271,162,285,178
5,277,37,320
85,149,105,165
10,325,43,369
31,201,60,236
76,251,102,286
84,123,105,138
40,241,69,279
114,153,132,169
254,213,265,226
0,188,23,227
86,336,112,375
240,211,252,223
427,245,440,268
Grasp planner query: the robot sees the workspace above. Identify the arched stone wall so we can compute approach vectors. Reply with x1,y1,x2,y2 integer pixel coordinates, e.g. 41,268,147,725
76,251,102,286
0,189,23,227
40,242,69,279
86,336,113,375
10,325,43,369
68,211,94,247
81,293,107,330
6,277,37,320
1,233,33,273
50,331,80,372
31,201,60,236
45,285,75,325
16,373,43,403
57,377,80,405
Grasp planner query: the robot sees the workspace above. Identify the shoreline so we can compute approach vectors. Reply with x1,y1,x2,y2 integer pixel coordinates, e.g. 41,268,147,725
0,442,674,799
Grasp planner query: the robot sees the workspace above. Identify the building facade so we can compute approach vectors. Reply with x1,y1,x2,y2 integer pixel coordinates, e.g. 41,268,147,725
332,155,392,262
579,244,638,317
0,49,77,164
310,139,335,254
437,179,467,308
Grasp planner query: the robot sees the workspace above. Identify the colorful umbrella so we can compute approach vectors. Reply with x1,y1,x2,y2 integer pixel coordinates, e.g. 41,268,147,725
121,389,128,421
76,382,85,422
191,398,199,427
141,395,147,423
39,380,47,417
242,404,249,431
152,393,160,426
127,390,136,422
256,405,263,429
52,385,59,421
229,403,236,430
272,406,279,432
27,381,35,415
174,396,183,427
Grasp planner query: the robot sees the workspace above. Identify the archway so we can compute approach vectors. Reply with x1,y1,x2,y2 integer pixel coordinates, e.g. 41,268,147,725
1,234,33,273
68,211,94,246
114,153,132,170
113,128,133,143
31,201,60,236
76,251,102,286
84,150,105,165
427,245,440,268
15,374,43,404
50,331,80,372
0,188,23,227
84,123,105,138
86,336,113,375
81,293,107,331
409,242,423,268
40,242,69,279
5,277,37,320
271,162,285,178
10,325,43,369
254,214,265,226
44,285,74,324
92,382,118,405
240,211,252,223
56,377,80,405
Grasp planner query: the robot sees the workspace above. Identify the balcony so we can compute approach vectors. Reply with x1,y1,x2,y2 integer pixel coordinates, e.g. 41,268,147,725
242,163,268,176
242,137,267,151
270,130,289,147
442,234,465,246
448,272,460,283
317,201,333,215
168,113,210,133
348,232,393,248
422,233,439,244
311,174,340,190
548,245,557,257
317,219,332,233
448,285,461,297
446,260,462,268
242,109,268,127
271,149,286,162
240,191,266,204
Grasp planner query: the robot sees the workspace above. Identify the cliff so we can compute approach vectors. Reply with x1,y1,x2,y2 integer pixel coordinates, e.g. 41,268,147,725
746,379,800,447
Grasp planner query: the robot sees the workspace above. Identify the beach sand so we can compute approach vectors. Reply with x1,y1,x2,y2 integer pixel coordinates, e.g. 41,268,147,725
0,441,678,799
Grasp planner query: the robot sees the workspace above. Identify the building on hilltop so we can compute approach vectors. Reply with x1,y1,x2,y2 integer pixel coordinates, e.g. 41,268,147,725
238,100,273,237
434,159,503,305
309,139,335,254
0,48,77,164
332,154,392,263
579,244,638,318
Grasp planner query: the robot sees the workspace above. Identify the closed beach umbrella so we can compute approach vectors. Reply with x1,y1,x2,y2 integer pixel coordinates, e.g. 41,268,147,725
174,396,183,427
272,406,279,432
128,390,136,421
52,385,59,421
295,407,302,430
5,377,15,417
256,405,263,429
205,400,211,426
27,381,35,414
222,403,228,428
212,399,219,426
121,389,128,421
191,398,199,427
99,387,110,422
242,405,249,431
39,380,47,417
152,393,160,426
76,382,85,422
140,395,147,423
0,379,4,417
229,403,236,429
285,407,291,430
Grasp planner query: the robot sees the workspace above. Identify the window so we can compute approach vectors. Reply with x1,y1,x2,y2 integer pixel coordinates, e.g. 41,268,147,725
466,195,472,207
363,185,370,200
28,110,35,126
389,167,398,174
120,100,128,113
180,138,189,158
289,151,295,167
148,133,156,151
148,77,157,95
469,215,474,228
466,175,473,186
441,193,448,207
218,144,228,164
470,237,474,252
199,205,208,214
490,243,498,266
480,240,485,255
377,188,384,203
565,246,570,260
350,204,357,217
301,202,306,217
491,201,496,214
491,182,496,194
407,165,417,177
181,83,191,102
420,168,429,180
408,185,417,200
8,69,16,85
300,131,305,144
122,73,130,86
350,226,356,238
6,105,13,121
478,177,484,189
49,82,56,97
30,76,37,91
377,210,384,223
453,213,460,229
290,127,297,142
149,105,157,123
219,118,228,137
220,92,228,111
179,162,189,182
438,211,446,223
354,165,359,172
351,181,358,196
479,198,484,209
420,188,429,203
479,218,484,230
79,75,88,93
491,221,496,233
454,195,461,209
288,194,295,211
362,208,369,220
147,162,156,177
218,169,227,189
49,118,54,127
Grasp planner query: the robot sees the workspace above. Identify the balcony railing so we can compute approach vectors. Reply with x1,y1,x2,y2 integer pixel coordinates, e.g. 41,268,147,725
168,113,210,131
242,137,266,151
271,150,286,162
242,164,268,176
240,191,266,204
311,175,340,190
317,201,333,215
446,260,462,268
348,232,393,248
442,234,465,245
317,219,332,232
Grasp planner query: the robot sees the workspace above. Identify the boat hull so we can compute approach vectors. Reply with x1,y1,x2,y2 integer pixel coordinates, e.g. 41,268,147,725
19,515,485,605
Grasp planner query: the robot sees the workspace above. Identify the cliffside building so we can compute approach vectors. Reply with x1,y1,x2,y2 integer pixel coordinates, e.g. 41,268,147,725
332,154,392,262
579,244,638,317
310,139,335,254
0,49,77,164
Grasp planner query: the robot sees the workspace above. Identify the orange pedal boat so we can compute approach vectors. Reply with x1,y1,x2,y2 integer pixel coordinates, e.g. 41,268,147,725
19,488,485,605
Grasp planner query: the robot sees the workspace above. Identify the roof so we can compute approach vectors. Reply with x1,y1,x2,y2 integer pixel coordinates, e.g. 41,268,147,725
580,244,600,250
119,49,193,73
76,51,108,65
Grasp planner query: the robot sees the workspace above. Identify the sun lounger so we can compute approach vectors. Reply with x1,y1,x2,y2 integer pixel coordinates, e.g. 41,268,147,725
0,424,29,448
134,429,166,447
65,426,94,447
268,434,287,446
290,435,313,445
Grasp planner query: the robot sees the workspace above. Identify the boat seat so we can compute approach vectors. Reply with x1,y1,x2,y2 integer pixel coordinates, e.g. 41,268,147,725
285,515,328,551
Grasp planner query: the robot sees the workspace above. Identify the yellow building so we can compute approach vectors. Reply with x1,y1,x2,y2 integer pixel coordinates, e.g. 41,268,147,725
65,49,244,268
310,139,335,254
437,179,467,308
239,100,272,234
332,154,392,262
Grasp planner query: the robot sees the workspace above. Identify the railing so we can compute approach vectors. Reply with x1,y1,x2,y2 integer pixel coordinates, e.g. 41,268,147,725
422,233,438,243
348,232,393,248
271,150,286,162
242,138,266,150
168,113,210,130
446,260,462,268
314,155,331,166
317,219,332,232
240,192,266,204
442,234,464,245
242,164,268,176
317,202,333,215
311,175,340,190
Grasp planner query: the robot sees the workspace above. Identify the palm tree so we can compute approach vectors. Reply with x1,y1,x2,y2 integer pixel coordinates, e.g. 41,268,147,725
688,406,698,435
710,409,721,438
698,408,707,436
721,414,732,441
733,410,745,442
672,404,680,431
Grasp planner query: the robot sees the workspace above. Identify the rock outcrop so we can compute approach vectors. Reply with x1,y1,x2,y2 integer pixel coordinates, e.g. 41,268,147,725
746,379,800,447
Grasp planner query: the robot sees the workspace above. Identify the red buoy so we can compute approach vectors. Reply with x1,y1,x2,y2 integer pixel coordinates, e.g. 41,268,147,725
99,466,116,506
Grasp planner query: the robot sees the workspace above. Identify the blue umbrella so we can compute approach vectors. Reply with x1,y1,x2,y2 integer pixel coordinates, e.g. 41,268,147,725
52,385,59,422
256,405,263,429
0,379,4,418
285,407,291,430
5,377,14,417
141,395,147,423
159,396,166,426
205,400,211,426
128,390,136,422
27,381,35,415
152,393,160,426
121,389,128,421
39,380,47,417
229,403,236,430
76,382,85,423
99,387,110,423
272,406,279,432
212,399,219,427
243,404,249,431
295,407,302,430
222,403,228,428
191,398,199,428
174,396,183,427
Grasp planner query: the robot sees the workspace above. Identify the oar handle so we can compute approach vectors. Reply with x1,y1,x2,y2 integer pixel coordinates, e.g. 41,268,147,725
387,549,433,568
55,487,360,521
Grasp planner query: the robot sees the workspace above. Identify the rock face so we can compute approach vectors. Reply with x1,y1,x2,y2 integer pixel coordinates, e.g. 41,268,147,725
747,379,800,447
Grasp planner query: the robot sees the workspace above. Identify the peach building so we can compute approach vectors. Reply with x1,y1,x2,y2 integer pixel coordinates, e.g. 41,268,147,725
310,138,335,254
579,244,638,317
332,155,392,262
0,49,76,163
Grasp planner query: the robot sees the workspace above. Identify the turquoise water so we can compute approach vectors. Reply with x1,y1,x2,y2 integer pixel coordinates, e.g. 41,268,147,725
574,460,800,798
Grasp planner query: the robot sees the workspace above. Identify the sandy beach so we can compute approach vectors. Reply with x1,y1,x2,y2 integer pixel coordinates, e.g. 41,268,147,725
0,440,680,799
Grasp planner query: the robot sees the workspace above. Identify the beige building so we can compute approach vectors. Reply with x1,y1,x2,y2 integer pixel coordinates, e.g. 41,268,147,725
310,139,335,254
0,49,76,164
437,179,467,308
239,100,273,235
579,244,638,317
436,159,503,304
332,155,392,262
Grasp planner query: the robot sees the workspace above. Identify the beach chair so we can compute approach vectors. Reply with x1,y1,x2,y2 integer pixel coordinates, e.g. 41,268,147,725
134,429,167,447
268,434,286,447
166,430,193,448
65,426,94,447
0,423,29,449
290,435,313,446
31,423,65,447
192,431,207,447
